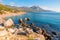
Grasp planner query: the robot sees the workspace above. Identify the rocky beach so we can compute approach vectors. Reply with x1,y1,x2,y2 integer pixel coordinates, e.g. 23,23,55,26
0,16,60,40
0,11,45,40
0,18,45,40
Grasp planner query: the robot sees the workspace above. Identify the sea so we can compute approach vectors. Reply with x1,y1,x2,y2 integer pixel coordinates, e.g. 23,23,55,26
5,12,60,32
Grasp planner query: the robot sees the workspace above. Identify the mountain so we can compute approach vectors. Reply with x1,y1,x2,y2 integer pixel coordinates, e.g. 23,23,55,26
30,6,44,11
30,6,54,12
6,5,54,12
20,6,54,12
17,6,53,12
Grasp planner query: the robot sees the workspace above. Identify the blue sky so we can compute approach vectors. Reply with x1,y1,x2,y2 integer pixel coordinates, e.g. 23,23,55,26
0,0,60,12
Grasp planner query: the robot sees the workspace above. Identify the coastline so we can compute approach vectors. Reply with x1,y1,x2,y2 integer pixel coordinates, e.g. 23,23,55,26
0,12,60,40
0,12,26,18
0,12,26,24
0,18,45,40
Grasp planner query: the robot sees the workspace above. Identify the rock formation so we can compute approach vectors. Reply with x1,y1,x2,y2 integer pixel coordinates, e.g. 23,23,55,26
4,18,14,28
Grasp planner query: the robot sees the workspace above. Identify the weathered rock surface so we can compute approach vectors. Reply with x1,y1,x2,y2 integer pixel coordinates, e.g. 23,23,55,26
1,18,59,40
0,27,45,40
4,18,14,28
0,26,5,30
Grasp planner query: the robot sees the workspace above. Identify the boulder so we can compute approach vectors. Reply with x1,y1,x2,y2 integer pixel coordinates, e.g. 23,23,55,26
36,28,43,34
0,30,8,36
25,28,33,34
8,28,16,34
17,28,27,35
19,18,23,23
0,26,5,31
4,18,14,28
25,18,30,21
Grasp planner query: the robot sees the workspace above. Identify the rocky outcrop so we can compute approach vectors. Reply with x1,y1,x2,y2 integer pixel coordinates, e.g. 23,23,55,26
1,18,59,40
0,27,45,40
0,30,8,36
0,26,5,31
4,18,14,28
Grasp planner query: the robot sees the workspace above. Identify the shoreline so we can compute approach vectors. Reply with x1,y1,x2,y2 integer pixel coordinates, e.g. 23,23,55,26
0,12,60,40
0,12,26,24
0,12,26,18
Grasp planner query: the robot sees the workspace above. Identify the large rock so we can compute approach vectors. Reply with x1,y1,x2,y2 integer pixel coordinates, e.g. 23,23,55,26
25,18,30,21
25,28,33,34
4,18,14,28
8,28,17,34
28,33,45,40
0,30,8,36
0,26,5,31
19,18,23,23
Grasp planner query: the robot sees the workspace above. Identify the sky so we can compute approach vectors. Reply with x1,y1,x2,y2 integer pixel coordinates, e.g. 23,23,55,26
0,0,60,12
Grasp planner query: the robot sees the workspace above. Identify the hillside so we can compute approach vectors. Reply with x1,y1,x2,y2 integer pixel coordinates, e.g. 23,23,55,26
7,5,54,12
0,4,54,14
0,4,13,14
0,4,25,14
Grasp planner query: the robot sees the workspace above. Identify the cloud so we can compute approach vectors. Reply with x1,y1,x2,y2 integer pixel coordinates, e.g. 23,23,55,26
40,6,60,12
9,2,15,6
9,2,20,7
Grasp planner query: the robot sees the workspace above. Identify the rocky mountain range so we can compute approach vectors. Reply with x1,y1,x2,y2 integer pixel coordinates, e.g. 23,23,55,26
7,5,54,12
0,4,54,13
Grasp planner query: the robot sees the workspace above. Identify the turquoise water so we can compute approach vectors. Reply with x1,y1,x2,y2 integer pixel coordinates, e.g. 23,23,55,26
35,12,60,31
6,12,60,31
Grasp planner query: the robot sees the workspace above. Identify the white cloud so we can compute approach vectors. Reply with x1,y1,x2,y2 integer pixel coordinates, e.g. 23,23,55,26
9,2,15,6
40,6,60,12
9,2,20,7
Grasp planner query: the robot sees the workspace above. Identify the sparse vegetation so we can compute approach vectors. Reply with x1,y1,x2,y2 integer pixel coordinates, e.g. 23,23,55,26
0,4,25,14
